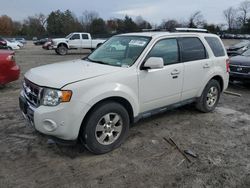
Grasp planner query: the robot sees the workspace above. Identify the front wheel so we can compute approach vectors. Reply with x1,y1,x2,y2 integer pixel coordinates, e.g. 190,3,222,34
196,79,221,112
57,45,68,55
80,102,130,154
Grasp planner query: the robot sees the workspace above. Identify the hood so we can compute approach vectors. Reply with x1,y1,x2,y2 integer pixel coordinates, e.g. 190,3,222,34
230,55,250,66
52,38,68,43
228,46,243,51
25,59,123,88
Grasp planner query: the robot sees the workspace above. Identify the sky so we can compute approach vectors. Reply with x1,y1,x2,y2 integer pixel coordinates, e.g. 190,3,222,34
0,0,243,25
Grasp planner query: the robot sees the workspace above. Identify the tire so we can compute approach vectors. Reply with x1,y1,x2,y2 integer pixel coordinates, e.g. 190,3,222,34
196,79,221,113
57,45,68,55
55,49,60,55
80,101,130,154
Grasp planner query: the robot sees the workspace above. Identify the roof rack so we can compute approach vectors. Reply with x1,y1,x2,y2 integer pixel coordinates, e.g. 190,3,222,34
174,28,208,33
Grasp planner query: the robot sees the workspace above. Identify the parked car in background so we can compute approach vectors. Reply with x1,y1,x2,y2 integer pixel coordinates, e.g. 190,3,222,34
0,50,20,85
229,49,250,83
20,32,229,154
6,38,24,48
51,32,106,55
34,38,50,45
42,40,52,50
15,38,27,44
4,39,22,50
0,37,8,49
32,37,38,41
227,40,250,57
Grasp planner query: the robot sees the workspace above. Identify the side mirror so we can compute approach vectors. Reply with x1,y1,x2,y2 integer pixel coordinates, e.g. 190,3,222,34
143,57,164,70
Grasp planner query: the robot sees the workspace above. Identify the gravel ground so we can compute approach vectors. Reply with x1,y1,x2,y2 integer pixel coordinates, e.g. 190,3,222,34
0,40,249,188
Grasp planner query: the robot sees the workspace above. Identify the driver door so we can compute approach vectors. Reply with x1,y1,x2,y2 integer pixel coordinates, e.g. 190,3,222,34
138,38,184,112
68,34,81,48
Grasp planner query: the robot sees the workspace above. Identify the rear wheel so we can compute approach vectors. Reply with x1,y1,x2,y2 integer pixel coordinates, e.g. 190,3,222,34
80,102,130,154
196,79,221,112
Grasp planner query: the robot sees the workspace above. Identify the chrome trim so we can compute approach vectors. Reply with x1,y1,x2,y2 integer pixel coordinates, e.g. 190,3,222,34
230,64,250,68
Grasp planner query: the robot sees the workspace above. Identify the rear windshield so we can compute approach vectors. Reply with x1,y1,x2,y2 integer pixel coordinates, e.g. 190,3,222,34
205,37,225,57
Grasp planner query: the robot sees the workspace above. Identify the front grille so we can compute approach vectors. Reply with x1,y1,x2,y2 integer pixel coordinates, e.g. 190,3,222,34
230,64,250,74
23,79,43,107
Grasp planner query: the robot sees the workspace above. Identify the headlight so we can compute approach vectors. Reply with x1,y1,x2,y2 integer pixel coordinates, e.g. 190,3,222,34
41,88,72,106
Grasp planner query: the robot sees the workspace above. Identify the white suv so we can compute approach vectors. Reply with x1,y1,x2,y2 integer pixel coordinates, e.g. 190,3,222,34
19,32,229,154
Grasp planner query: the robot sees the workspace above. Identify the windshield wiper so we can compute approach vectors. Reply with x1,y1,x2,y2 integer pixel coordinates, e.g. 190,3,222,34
83,57,110,65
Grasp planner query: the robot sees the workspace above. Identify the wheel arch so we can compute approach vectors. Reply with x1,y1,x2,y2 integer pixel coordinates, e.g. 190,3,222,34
78,96,134,139
198,74,225,97
57,42,68,49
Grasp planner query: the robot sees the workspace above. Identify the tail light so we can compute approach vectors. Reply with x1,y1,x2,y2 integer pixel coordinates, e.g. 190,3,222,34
226,59,230,73
6,54,15,62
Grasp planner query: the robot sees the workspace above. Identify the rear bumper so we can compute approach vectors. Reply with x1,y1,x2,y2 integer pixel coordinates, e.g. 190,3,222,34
0,65,20,85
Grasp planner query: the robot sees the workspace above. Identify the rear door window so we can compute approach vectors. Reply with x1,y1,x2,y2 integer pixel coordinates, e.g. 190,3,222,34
82,34,89,39
178,37,207,62
205,37,225,57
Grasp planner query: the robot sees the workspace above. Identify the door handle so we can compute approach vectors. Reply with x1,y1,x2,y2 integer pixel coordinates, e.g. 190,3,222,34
171,69,180,75
203,63,210,69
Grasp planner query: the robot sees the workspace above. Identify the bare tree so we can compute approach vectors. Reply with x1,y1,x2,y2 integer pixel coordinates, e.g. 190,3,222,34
223,7,237,31
160,19,180,31
35,13,47,28
238,0,250,25
188,11,206,28
80,10,99,31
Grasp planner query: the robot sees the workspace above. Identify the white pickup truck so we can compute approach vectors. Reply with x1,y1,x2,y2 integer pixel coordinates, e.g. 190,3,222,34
52,32,106,55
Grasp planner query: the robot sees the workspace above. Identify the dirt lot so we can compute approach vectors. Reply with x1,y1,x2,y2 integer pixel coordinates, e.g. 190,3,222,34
0,40,250,188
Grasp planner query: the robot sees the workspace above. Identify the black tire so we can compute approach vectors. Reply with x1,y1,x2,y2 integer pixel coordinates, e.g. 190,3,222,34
80,101,130,154
55,49,60,55
196,79,221,113
57,45,68,55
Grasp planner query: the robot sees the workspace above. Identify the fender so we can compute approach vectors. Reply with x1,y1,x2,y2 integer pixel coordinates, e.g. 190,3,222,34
197,66,227,97
79,82,140,117
57,42,69,49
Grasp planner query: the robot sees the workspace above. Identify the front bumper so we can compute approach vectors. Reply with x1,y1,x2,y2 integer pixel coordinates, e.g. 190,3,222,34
230,72,250,82
19,90,89,141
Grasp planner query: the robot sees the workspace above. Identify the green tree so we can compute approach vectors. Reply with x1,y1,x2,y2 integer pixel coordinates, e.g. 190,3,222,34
89,18,107,34
47,10,82,36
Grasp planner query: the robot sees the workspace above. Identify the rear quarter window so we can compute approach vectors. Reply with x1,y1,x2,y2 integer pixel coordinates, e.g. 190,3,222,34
205,37,225,57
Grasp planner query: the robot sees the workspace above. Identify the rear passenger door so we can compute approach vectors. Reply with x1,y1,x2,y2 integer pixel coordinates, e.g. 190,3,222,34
178,37,212,101
139,38,184,112
81,34,92,49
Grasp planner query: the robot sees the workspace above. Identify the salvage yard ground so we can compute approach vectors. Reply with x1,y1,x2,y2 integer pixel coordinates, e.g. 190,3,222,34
0,40,250,188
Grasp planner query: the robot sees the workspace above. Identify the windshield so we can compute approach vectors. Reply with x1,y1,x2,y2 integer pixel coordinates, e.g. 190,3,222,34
242,49,250,56
233,40,249,48
65,33,73,39
86,36,151,67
